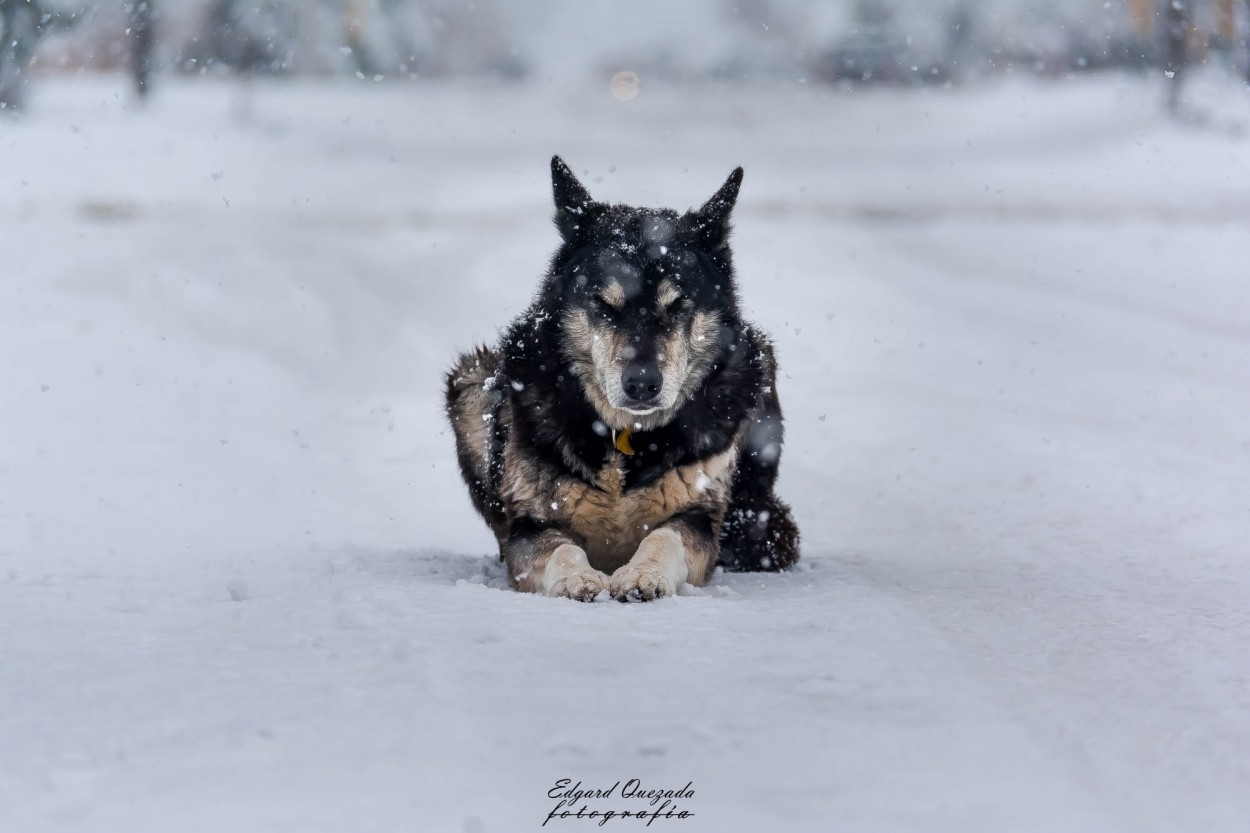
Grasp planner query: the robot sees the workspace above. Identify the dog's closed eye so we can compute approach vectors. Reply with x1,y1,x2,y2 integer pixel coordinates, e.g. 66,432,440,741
595,296,623,316
657,280,683,311
599,282,626,311
663,296,691,317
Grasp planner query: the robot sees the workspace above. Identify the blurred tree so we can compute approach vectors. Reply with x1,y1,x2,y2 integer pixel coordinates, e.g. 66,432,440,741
944,1,978,83
0,0,43,111
128,0,155,99
1128,0,1156,65
1162,0,1190,114
1216,0,1236,43
1216,0,1250,84
195,0,295,74
0,0,79,111
344,0,379,78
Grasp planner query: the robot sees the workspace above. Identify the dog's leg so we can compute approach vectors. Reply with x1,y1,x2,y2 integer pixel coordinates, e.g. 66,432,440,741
610,511,719,601
504,519,609,602
719,357,800,572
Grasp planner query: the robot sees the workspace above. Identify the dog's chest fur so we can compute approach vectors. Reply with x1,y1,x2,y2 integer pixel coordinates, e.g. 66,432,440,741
501,438,739,574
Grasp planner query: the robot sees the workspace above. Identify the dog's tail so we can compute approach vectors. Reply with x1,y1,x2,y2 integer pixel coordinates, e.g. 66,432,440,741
445,346,508,544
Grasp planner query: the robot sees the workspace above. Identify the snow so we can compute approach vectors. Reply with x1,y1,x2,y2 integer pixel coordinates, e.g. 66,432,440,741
2,72,1249,832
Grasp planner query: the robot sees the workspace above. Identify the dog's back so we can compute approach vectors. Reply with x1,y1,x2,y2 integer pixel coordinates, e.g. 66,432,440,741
445,346,507,545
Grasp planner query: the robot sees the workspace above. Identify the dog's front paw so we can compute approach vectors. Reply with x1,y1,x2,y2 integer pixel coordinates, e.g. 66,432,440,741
609,564,677,602
610,528,690,602
547,567,610,602
540,543,609,601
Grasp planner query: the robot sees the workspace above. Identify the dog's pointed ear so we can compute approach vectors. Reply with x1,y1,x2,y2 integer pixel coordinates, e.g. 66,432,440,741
687,167,744,250
551,156,597,243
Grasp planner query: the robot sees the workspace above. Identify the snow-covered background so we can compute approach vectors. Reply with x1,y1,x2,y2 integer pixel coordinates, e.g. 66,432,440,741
3,52,1249,833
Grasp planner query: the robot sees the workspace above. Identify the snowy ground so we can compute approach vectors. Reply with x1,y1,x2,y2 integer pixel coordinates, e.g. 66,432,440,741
2,72,1249,832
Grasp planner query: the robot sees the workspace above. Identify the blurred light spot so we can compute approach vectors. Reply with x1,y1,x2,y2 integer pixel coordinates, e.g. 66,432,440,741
610,70,640,101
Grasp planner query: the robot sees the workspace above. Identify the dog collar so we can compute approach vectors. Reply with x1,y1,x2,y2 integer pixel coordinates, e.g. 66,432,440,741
613,427,636,456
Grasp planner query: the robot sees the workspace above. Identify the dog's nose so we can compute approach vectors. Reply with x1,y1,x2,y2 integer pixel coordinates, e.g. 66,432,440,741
621,362,662,403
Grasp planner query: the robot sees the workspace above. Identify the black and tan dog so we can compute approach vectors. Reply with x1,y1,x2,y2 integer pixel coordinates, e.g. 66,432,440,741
446,157,798,601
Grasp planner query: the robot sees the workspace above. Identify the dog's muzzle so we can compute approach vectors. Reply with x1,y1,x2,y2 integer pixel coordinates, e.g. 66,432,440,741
620,361,662,411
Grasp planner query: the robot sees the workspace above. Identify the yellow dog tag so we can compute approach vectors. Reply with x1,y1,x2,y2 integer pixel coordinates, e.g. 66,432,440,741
614,427,635,456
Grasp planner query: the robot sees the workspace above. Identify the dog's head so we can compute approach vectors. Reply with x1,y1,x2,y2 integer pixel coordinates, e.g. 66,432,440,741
545,157,743,431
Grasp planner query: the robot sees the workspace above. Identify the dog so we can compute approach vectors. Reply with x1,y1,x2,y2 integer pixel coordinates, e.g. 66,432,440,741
445,157,799,601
